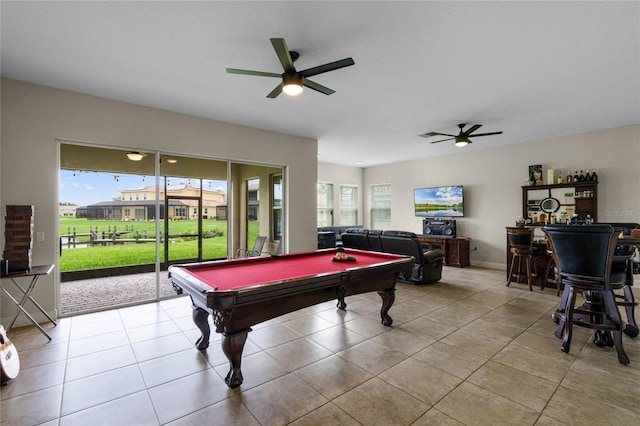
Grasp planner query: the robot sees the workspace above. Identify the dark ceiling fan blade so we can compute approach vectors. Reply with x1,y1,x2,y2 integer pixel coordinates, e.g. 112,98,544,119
267,83,283,99
303,79,335,95
429,137,455,144
464,124,482,135
226,68,281,78
270,38,296,73
419,132,456,138
467,131,503,137
300,58,355,78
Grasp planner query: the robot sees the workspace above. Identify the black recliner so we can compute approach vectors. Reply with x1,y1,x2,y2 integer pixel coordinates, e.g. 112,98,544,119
367,229,384,252
379,230,444,284
340,228,370,250
317,231,336,249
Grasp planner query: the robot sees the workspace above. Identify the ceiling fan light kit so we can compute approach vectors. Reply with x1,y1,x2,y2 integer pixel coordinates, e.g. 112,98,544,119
282,74,303,96
226,38,354,98
454,138,469,147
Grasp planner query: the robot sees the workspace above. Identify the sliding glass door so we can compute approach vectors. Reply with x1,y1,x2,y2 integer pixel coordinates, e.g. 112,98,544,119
59,142,285,315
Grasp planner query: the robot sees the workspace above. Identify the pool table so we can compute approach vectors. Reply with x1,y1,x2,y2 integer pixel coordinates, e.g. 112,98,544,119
168,248,414,388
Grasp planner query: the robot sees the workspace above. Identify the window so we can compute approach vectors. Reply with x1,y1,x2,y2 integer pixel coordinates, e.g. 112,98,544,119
247,178,259,221
136,193,139,200
338,184,358,225
371,184,391,230
317,183,333,227
271,174,283,241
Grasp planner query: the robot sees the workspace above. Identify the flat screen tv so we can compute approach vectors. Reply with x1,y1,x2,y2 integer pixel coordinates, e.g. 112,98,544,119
414,185,464,217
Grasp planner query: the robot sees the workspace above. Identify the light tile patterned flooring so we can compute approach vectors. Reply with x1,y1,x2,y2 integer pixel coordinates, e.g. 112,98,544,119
2,267,639,425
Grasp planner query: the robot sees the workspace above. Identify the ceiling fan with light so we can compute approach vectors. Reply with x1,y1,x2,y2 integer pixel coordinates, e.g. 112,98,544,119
226,38,355,98
420,123,503,147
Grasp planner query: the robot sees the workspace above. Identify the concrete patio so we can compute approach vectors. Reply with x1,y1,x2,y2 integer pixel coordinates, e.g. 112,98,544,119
59,272,181,316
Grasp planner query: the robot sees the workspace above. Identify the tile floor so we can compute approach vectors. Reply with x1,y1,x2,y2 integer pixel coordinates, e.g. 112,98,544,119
2,266,639,425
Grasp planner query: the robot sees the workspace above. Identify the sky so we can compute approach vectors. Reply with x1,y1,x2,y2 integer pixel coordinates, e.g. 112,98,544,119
59,170,227,206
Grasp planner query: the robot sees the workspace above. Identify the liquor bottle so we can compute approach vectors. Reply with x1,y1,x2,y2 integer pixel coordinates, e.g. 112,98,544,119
585,170,591,181
566,171,573,183
578,170,585,182
591,169,598,182
573,170,579,182
557,171,563,184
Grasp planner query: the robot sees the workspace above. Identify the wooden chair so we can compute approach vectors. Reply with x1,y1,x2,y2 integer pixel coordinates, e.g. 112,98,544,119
506,228,538,291
544,225,630,365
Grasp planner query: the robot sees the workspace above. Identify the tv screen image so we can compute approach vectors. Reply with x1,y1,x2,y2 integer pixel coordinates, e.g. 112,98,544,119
414,185,464,217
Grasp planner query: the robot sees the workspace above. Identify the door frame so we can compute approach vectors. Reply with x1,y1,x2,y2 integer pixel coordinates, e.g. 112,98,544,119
163,194,202,267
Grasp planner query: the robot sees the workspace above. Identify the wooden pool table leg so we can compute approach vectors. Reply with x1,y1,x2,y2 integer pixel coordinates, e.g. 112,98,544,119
221,329,250,388
377,288,395,326
192,306,211,350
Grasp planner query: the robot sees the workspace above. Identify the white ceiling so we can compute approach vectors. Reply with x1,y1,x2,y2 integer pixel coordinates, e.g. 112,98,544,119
1,1,639,167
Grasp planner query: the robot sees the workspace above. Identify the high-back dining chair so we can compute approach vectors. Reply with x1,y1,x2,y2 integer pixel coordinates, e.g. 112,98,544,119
612,240,638,338
549,228,638,339
541,235,561,296
543,225,630,365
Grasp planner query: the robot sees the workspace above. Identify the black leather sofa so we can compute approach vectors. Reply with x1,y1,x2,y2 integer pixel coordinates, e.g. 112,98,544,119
341,228,445,284
317,225,364,248
340,228,370,250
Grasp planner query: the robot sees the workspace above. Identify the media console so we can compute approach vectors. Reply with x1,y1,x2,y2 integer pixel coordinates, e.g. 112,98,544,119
417,236,470,268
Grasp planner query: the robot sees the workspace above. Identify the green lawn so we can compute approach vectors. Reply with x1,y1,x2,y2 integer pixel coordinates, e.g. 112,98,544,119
59,218,260,272
60,217,226,239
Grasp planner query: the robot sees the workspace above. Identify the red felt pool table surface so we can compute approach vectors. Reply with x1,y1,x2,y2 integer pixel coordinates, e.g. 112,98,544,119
177,249,408,291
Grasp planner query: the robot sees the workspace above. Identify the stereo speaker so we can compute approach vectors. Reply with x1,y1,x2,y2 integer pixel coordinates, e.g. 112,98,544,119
423,219,456,237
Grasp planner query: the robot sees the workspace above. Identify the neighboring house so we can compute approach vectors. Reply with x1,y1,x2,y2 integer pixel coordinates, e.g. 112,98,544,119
77,183,229,220
59,203,78,217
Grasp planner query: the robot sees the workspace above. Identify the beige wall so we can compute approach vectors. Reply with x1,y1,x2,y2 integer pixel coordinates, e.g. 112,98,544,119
317,162,365,225
1,78,318,325
358,125,640,269
3,75,638,324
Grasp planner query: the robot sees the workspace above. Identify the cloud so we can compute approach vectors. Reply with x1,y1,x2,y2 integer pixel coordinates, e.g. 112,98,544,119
83,183,94,190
